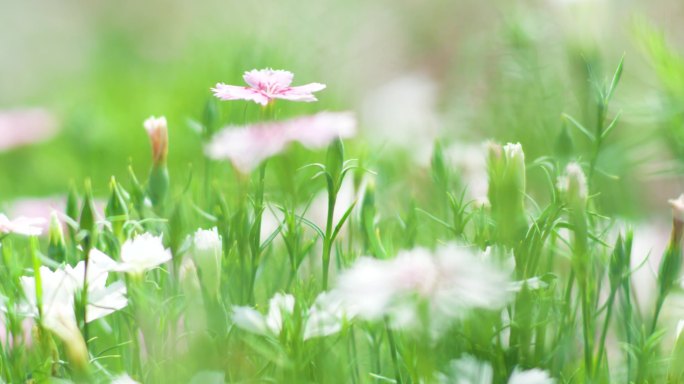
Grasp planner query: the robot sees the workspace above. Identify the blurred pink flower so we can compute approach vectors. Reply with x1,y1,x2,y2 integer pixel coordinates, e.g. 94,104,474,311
7,196,107,234
212,69,326,106
0,213,45,236
205,111,356,174
0,108,59,152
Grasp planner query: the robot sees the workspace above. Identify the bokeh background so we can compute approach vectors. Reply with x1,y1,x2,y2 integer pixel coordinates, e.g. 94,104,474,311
2,0,684,219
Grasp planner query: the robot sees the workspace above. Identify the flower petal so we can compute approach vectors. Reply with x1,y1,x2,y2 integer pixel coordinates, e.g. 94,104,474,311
212,84,270,106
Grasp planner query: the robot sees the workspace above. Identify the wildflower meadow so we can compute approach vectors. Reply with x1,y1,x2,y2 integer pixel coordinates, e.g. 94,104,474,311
4,1,684,383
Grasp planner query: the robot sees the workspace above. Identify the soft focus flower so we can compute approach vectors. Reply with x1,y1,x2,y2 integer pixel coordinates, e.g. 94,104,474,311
114,233,172,275
0,108,59,152
438,355,493,384
144,116,169,166
205,111,356,174
20,250,127,323
303,291,347,340
508,368,556,384
335,243,511,330
212,68,326,106
0,213,45,236
232,293,295,336
189,227,223,298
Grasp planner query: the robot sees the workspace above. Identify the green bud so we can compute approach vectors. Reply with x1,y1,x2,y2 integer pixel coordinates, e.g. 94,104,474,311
128,165,146,214
47,212,66,263
202,98,219,138
558,162,588,211
554,124,574,162
148,165,169,212
487,142,527,247
326,138,345,188
105,176,129,241
66,182,79,242
79,179,96,250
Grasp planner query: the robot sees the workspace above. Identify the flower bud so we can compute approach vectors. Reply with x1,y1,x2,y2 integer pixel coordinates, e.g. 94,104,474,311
144,116,168,166
487,142,527,247
326,138,345,187
105,176,129,242
558,162,588,210
79,179,96,250
190,227,223,299
431,140,448,190
657,194,684,302
47,211,66,263
179,258,208,334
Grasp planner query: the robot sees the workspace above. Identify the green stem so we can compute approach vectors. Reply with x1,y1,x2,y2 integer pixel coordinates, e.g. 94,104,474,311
321,183,337,291
594,288,616,378
385,319,403,384
249,162,267,303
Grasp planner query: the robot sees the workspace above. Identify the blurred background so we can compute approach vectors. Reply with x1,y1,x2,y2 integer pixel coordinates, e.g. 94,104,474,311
1,0,684,219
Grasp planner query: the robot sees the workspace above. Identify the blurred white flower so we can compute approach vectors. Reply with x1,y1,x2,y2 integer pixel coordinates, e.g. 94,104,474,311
508,368,555,384
232,293,295,336
0,213,45,236
114,233,172,275
438,355,493,384
19,250,127,324
303,291,348,340
0,108,59,152
336,243,511,330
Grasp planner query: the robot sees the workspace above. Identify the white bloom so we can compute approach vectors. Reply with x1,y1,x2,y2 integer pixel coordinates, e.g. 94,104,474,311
438,355,493,384
508,368,555,384
115,233,172,275
558,162,588,206
190,227,223,297
232,293,295,336
303,291,347,340
0,213,45,236
336,243,511,330
20,250,127,324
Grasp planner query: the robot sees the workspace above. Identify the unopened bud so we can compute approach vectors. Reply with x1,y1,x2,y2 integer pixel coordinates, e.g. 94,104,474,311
559,162,588,210
487,142,527,247
190,227,223,299
144,116,168,166
47,212,66,263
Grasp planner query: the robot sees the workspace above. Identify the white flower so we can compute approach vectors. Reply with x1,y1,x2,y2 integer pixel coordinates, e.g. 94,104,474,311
20,249,127,323
335,243,511,330
438,355,493,384
558,162,588,207
190,227,223,298
0,213,45,236
303,291,348,340
232,293,295,336
508,368,555,384
115,233,172,275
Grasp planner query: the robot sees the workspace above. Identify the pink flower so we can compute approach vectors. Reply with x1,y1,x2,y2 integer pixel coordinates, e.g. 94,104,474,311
0,213,45,236
212,69,326,106
0,108,59,152
205,111,356,174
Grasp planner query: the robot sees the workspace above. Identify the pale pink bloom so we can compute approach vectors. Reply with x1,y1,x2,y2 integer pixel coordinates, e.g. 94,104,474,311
0,108,59,152
0,213,45,236
205,111,356,174
212,69,326,106
335,243,511,330
7,196,107,234
286,111,356,148
0,314,33,350
232,293,295,336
